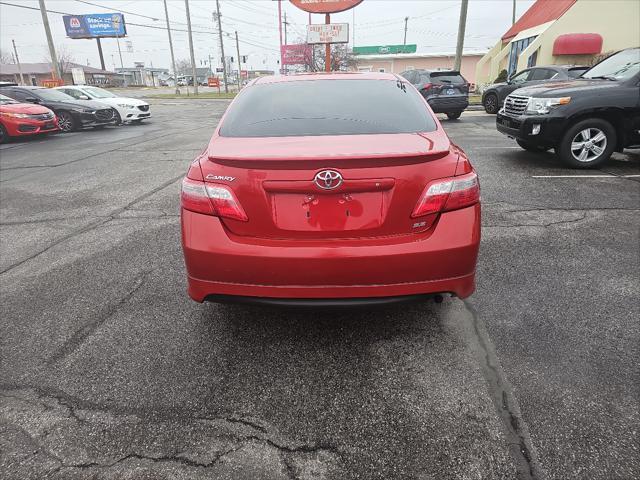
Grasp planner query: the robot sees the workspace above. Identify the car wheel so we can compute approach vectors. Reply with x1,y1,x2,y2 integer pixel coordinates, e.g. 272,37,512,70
446,112,462,120
516,139,550,153
57,111,76,132
556,119,616,169
113,111,122,125
0,123,8,144
484,93,499,114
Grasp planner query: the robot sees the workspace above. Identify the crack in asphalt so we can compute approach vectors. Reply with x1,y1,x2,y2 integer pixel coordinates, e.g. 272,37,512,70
0,174,183,275
0,388,340,479
461,300,546,480
484,212,588,228
47,270,152,364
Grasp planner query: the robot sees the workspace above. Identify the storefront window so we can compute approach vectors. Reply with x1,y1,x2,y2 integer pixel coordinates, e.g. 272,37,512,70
508,36,537,75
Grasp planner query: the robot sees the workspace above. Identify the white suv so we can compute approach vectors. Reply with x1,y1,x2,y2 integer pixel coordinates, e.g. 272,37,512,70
55,86,151,124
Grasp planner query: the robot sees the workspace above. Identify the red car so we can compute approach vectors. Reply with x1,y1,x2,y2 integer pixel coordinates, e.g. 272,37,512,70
181,72,480,306
0,93,59,143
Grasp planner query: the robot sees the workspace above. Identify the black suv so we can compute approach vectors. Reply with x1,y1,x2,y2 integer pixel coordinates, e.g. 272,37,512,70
482,65,588,114
400,69,469,119
0,86,117,132
496,48,640,168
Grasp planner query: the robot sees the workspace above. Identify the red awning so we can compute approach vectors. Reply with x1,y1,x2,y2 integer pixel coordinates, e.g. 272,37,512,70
553,33,603,55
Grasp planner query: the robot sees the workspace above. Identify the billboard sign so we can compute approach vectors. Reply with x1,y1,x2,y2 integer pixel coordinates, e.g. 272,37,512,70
290,0,363,14
281,44,312,65
307,23,349,44
63,13,126,39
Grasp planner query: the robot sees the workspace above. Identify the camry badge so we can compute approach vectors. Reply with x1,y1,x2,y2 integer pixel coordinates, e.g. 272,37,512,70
314,170,343,190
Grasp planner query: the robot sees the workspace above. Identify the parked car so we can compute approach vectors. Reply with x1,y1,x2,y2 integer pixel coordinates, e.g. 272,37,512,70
482,65,589,114
55,85,151,124
180,72,481,306
0,93,59,143
0,86,117,132
399,69,469,120
496,48,640,168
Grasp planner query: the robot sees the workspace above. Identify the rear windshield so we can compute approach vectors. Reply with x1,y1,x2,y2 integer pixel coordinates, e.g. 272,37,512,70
219,79,436,137
429,72,466,84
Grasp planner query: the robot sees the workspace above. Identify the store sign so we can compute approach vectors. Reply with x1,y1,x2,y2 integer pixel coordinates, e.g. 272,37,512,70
63,13,126,39
281,44,312,65
290,0,363,14
353,44,417,55
71,67,86,85
307,23,349,44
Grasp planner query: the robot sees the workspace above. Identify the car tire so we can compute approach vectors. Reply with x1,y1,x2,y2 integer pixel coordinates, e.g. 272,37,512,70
446,111,462,120
113,111,122,125
484,93,499,114
56,111,76,132
516,139,550,153
0,123,9,144
556,118,616,169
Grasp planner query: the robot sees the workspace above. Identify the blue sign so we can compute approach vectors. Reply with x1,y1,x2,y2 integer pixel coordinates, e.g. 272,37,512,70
63,13,126,39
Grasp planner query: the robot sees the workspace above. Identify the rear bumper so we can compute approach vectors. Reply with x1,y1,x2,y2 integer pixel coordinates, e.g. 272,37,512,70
182,204,481,302
427,96,469,113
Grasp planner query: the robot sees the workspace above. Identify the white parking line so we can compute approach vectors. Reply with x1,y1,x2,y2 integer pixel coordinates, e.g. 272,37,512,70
532,175,640,178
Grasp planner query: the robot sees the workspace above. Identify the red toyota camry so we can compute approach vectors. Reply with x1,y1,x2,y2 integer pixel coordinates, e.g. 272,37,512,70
181,72,480,306
0,94,59,143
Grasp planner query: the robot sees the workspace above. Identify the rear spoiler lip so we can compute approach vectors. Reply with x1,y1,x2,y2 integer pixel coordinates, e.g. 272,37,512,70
207,150,451,169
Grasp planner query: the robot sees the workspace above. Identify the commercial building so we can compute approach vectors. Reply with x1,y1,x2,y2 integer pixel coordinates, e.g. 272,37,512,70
0,62,119,87
353,51,488,87
475,0,640,86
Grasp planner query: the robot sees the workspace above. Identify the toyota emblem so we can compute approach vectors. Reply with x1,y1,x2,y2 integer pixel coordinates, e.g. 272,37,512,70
314,170,343,190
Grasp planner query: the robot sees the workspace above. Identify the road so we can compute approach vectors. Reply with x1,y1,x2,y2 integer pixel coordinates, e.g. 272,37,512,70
1,101,638,480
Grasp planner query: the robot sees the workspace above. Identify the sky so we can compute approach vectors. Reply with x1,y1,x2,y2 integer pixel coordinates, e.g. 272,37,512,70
0,0,535,72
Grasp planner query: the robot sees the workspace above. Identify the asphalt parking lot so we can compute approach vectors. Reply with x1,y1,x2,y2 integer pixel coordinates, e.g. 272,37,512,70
1,100,638,480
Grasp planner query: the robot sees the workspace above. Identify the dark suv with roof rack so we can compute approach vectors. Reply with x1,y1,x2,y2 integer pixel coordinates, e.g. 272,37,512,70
400,69,469,120
496,48,640,168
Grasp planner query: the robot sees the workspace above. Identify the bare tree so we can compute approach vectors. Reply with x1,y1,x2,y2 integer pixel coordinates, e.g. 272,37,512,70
175,58,192,76
43,44,74,75
0,49,13,64
288,38,357,73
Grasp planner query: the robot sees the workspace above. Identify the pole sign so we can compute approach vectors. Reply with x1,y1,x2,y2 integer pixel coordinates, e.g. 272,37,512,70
307,23,349,44
71,67,86,85
289,0,363,14
281,44,312,65
63,13,127,39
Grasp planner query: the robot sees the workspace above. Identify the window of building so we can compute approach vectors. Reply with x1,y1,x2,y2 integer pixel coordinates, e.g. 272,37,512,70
378,68,385,73
508,36,537,75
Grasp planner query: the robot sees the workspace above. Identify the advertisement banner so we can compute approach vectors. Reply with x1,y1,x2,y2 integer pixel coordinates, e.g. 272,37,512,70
307,23,349,44
281,44,312,65
63,13,126,39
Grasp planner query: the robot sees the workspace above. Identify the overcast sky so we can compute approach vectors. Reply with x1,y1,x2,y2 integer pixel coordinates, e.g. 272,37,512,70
0,0,534,72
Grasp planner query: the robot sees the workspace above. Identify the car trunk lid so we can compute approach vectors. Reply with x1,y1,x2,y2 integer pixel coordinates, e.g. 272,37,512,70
199,130,459,240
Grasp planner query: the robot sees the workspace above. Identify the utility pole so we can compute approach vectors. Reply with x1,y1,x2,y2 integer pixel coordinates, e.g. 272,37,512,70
403,17,408,46
38,0,61,79
116,36,124,68
96,38,106,71
184,0,198,95
352,9,355,47
453,0,468,72
512,0,517,25
278,0,284,75
283,11,288,45
11,40,24,85
235,31,242,91
163,0,179,94
325,13,331,72
215,0,229,93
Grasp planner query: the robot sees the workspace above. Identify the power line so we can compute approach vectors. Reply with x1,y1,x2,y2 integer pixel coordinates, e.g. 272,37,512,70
73,0,160,22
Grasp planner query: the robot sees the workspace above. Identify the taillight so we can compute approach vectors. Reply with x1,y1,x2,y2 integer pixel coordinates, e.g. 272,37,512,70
181,177,248,221
420,82,433,92
411,172,479,218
